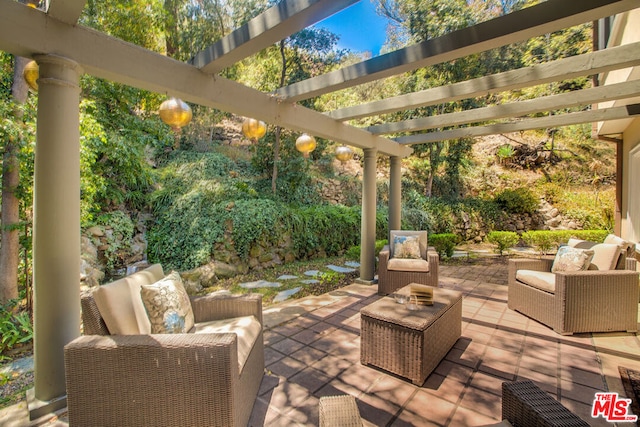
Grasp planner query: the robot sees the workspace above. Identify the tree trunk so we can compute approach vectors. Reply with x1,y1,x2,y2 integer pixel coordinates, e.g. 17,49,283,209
0,56,29,303
271,40,287,195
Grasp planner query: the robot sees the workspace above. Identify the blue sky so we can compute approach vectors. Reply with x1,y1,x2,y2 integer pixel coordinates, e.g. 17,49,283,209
315,1,391,56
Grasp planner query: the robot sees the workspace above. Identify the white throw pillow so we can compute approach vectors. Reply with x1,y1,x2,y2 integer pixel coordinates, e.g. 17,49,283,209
551,246,594,273
141,271,195,334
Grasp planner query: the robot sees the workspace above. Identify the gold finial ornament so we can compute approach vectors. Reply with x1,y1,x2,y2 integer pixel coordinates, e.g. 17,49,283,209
159,97,192,131
241,118,267,140
295,133,316,158
23,60,39,91
335,145,354,163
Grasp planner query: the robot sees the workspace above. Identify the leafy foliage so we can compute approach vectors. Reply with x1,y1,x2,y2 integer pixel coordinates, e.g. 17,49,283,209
520,230,609,255
429,233,459,259
494,188,538,215
0,301,32,360
487,231,520,255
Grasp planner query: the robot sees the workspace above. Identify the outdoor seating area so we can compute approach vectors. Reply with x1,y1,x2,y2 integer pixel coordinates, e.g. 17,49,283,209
2,256,640,426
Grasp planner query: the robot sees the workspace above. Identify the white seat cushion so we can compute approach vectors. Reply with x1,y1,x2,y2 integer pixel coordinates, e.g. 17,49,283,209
93,264,164,335
387,257,430,272
515,270,556,293
589,243,623,270
194,315,262,372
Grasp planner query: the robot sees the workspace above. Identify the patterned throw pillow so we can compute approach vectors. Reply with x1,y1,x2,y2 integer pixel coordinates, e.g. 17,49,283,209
140,271,195,334
551,246,594,273
393,235,422,259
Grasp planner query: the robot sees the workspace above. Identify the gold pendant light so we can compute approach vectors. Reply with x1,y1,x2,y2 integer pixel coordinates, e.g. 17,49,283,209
335,145,354,163
159,97,192,131
241,117,267,140
23,60,39,92
295,133,316,158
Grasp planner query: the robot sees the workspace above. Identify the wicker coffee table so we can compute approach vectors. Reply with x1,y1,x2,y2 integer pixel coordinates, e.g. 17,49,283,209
360,284,462,385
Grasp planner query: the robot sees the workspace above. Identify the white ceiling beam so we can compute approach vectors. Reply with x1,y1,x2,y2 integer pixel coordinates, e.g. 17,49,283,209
190,0,359,74
368,79,640,134
275,0,639,103
0,0,411,157
330,41,640,121
395,104,640,145
45,0,86,25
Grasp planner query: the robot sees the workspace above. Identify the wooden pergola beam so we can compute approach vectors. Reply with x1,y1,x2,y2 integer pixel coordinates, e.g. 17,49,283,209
368,79,640,134
275,0,639,102
0,0,411,157
190,0,359,74
330,41,640,121
395,104,640,145
45,0,86,25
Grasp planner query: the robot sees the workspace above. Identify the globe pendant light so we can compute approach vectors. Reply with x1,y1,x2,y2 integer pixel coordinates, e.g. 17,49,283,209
23,60,39,92
335,145,354,163
242,117,267,140
295,133,316,158
159,97,192,131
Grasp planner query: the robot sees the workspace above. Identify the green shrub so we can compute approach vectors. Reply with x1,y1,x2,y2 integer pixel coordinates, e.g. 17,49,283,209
486,231,519,255
520,230,608,254
494,188,539,215
521,230,563,254
0,301,32,360
95,211,135,271
429,233,459,259
345,239,387,261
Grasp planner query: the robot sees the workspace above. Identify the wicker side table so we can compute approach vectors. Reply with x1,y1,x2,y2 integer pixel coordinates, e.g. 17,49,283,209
360,285,462,385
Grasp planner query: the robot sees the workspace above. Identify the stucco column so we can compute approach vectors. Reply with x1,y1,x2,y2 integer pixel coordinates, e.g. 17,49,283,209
388,156,402,237
359,148,378,283
28,54,82,420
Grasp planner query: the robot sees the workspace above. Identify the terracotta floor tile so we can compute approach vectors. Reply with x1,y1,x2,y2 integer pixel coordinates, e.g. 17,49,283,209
271,338,305,355
468,371,505,396
268,356,307,379
457,385,502,419
366,375,417,407
289,346,325,365
290,329,321,345
519,354,558,377
265,347,286,365
403,390,457,425
279,395,320,426
289,367,332,395
560,366,606,389
434,359,474,384
310,354,353,378
421,373,467,404
449,405,502,426
560,380,605,406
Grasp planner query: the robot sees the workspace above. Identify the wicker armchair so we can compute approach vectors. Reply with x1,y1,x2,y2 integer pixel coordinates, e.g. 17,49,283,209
508,253,639,335
377,230,439,295
502,380,589,426
64,284,264,427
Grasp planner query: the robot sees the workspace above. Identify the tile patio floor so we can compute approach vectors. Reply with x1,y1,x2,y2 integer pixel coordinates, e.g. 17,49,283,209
250,260,640,426
4,259,640,426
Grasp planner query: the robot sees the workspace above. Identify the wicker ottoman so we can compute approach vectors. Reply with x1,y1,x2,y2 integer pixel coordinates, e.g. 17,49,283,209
360,285,462,385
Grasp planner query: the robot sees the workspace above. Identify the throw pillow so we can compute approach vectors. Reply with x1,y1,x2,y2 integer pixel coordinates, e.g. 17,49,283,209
551,246,594,273
140,271,195,334
393,235,422,259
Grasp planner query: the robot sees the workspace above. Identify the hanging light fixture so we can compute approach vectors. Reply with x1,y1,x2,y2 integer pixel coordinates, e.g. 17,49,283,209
335,145,354,163
159,97,192,131
23,60,39,92
241,117,267,140
295,133,316,158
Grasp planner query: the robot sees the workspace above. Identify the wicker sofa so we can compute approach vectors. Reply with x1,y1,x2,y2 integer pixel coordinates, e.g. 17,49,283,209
508,242,639,335
64,264,264,427
377,230,439,295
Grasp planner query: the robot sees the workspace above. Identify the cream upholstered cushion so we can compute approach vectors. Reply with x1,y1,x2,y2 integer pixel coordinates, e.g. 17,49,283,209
551,246,594,273
387,257,430,272
390,230,427,259
515,270,556,293
194,315,261,372
140,271,195,334
604,234,636,257
589,243,623,271
93,264,164,335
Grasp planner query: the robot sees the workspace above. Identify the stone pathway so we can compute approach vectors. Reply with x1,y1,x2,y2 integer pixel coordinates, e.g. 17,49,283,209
239,262,361,303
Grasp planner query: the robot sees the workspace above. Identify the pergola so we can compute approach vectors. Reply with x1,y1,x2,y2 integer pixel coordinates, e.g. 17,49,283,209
1,0,639,420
